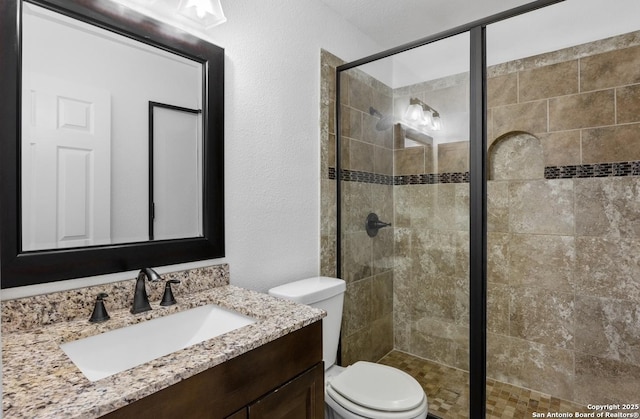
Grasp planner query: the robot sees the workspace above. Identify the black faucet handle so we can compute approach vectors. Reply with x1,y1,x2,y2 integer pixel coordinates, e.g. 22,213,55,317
89,293,110,323
160,280,181,306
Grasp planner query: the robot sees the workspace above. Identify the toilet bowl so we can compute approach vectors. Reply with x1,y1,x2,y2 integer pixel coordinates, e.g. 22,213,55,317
325,362,428,419
268,277,428,419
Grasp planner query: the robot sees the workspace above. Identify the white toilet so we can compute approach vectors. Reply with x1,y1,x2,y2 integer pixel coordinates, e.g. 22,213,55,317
269,277,428,419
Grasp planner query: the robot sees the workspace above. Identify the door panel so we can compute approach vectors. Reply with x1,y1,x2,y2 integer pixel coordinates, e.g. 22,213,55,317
22,73,111,250
151,105,202,241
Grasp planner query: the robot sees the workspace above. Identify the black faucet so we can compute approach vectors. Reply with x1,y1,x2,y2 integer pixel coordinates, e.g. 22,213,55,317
131,268,162,314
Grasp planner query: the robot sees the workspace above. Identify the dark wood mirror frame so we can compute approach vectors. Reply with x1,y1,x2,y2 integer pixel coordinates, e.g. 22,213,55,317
0,0,225,289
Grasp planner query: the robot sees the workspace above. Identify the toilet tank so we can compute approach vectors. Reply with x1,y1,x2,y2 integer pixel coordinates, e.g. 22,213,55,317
268,277,346,370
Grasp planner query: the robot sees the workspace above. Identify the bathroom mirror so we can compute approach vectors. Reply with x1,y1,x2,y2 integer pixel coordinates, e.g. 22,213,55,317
0,0,225,288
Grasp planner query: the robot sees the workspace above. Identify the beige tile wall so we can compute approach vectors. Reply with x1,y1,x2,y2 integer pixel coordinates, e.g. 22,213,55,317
485,174,640,404
393,182,470,370
320,50,395,365
485,32,640,405
489,36,640,166
320,50,340,278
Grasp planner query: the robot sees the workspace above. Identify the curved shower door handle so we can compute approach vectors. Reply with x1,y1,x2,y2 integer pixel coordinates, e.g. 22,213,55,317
366,213,392,237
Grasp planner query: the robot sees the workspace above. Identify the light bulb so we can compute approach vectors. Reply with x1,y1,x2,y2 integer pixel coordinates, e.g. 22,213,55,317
178,0,226,28
420,110,433,127
195,6,207,19
432,113,442,131
404,104,424,123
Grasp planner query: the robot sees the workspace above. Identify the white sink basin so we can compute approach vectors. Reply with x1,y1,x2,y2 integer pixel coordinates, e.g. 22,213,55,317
60,304,256,381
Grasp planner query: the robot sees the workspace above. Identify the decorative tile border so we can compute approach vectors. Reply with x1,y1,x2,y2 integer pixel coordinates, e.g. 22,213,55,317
544,161,640,179
328,167,469,185
329,161,640,185
328,167,394,185
395,172,470,185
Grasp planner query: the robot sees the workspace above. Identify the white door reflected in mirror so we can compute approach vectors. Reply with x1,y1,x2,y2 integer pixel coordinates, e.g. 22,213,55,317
21,73,112,251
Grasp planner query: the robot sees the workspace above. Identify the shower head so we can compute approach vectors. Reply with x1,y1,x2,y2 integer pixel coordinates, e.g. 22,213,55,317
369,107,395,131
376,115,396,131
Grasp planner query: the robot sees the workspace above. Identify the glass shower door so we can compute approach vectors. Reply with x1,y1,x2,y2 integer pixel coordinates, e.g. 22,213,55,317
336,32,472,418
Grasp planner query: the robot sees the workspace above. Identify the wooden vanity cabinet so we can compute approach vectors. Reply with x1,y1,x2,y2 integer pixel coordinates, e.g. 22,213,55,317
229,362,323,419
102,321,323,419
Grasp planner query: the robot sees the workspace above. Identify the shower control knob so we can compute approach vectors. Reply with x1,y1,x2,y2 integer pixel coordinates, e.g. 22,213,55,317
366,213,392,237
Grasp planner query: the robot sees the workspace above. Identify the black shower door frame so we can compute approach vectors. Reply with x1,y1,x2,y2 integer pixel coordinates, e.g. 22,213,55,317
334,0,565,416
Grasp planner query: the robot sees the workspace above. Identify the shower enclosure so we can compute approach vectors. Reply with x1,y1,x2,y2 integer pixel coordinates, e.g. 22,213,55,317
320,0,640,417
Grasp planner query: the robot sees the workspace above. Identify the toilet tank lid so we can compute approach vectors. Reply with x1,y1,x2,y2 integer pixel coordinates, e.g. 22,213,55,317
268,276,346,305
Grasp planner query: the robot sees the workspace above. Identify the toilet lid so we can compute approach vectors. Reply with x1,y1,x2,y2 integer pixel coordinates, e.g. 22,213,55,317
328,361,424,412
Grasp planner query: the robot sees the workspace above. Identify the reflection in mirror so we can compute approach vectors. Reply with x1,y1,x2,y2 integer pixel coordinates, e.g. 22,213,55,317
0,0,224,288
21,3,204,251
149,102,203,241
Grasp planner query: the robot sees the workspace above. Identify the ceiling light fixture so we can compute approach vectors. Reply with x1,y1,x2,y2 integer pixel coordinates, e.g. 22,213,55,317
110,0,227,39
178,0,227,29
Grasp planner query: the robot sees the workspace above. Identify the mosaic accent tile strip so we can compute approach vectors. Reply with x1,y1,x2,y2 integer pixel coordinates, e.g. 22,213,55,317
394,172,470,185
328,167,469,185
329,168,395,185
544,161,640,179
330,161,640,186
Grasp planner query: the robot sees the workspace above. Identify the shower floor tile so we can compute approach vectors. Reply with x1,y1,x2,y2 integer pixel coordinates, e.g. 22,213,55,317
378,350,590,419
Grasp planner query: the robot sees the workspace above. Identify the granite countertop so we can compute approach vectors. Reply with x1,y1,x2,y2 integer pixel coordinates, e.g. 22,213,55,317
2,284,324,418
